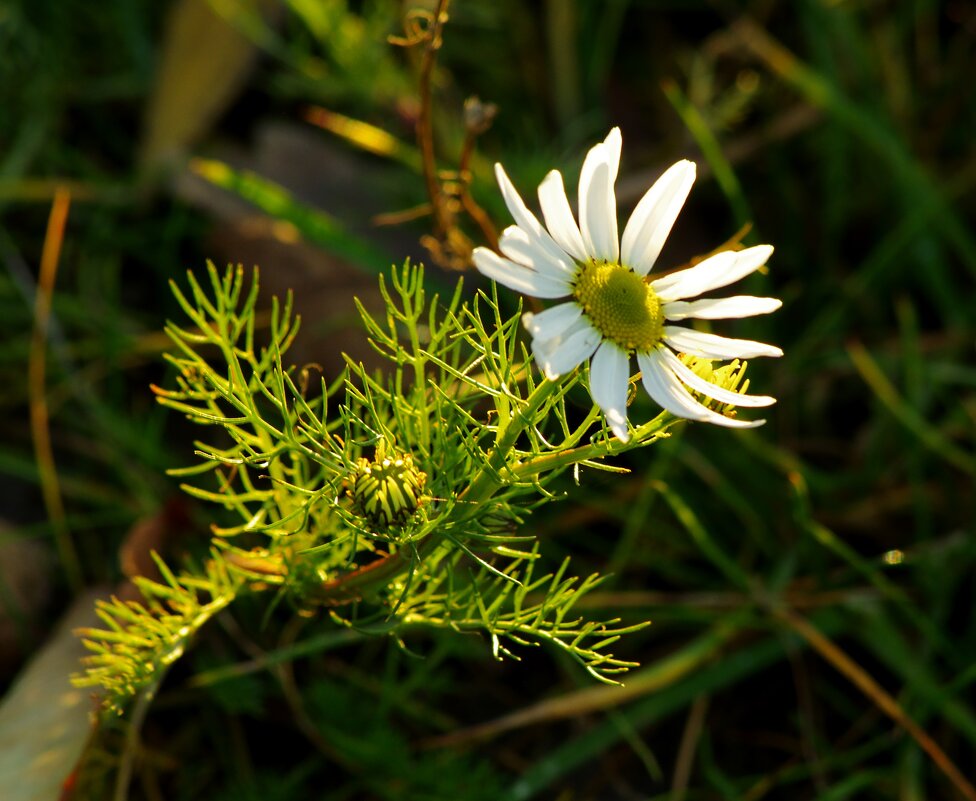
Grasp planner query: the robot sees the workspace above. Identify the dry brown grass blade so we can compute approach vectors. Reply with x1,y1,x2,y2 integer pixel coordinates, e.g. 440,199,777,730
670,694,709,801
29,187,82,593
774,606,976,801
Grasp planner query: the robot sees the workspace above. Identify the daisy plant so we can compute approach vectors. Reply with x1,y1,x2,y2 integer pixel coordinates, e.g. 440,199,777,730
75,130,781,719
473,127,783,441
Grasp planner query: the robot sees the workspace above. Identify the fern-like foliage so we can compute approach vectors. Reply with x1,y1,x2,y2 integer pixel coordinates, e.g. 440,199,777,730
74,554,243,715
392,547,649,682
75,261,683,714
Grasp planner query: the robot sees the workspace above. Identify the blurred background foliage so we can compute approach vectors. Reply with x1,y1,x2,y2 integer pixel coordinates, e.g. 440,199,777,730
1,0,975,799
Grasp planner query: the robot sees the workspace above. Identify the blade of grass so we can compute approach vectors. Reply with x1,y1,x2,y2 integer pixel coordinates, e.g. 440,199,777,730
857,610,976,748
188,628,363,688
895,297,935,540
742,439,957,661
807,518,952,655
670,694,709,801
661,79,751,229
190,158,392,273
847,340,974,476
29,187,82,593
650,461,974,798
791,156,976,365
303,106,421,171
732,17,976,279
507,611,845,801
425,617,746,747
772,606,976,801
654,480,753,592
544,0,581,128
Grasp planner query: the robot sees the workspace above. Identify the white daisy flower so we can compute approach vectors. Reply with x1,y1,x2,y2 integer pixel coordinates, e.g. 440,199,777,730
472,127,783,442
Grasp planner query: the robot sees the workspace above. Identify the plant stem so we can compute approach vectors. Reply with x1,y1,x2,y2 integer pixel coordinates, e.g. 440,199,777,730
458,119,498,249
511,415,674,481
113,675,159,801
316,377,564,602
416,0,451,240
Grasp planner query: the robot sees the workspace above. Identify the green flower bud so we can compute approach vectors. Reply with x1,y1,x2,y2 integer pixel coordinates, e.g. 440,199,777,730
347,441,427,529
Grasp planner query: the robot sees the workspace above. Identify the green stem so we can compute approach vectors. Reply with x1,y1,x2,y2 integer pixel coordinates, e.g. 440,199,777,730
512,411,675,481
407,309,431,452
316,378,564,602
114,676,157,801
458,377,565,504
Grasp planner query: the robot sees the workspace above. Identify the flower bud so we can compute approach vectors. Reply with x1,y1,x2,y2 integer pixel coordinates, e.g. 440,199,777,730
347,441,427,529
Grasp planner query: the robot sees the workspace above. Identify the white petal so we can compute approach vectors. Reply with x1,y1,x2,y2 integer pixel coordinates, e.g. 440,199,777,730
662,326,784,359
522,302,582,341
620,160,696,277
662,295,782,320
577,131,622,262
657,347,775,408
589,341,631,441
494,164,579,267
532,317,602,379
649,250,735,300
495,162,546,237
602,127,622,183
473,247,571,299
499,225,576,278
637,350,765,429
579,160,619,263
651,245,774,301
538,170,588,262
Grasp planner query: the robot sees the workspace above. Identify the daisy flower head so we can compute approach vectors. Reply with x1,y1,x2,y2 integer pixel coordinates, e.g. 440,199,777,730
472,128,783,443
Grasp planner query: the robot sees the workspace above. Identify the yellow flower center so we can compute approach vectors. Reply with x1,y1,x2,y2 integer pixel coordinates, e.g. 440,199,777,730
572,260,663,352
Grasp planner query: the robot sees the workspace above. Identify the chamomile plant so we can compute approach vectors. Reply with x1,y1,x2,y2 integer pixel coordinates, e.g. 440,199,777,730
75,132,781,718
474,128,783,441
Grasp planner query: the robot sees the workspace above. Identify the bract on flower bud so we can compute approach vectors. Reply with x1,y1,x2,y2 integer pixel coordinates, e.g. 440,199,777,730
347,441,427,528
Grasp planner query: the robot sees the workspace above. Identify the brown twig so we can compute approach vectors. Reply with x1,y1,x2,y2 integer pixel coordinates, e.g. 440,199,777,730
458,96,499,249
390,3,503,267
415,0,452,242
458,177,497,250
29,187,83,593
372,203,433,227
